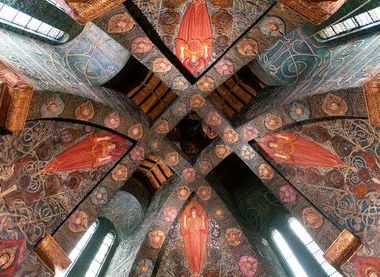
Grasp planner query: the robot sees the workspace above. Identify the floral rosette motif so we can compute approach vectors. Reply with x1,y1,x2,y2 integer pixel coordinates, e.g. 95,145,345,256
172,102,188,117
190,94,205,108
278,185,297,204
202,123,218,140
197,76,215,92
107,13,134,34
112,164,129,181
258,164,274,180
40,96,65,117
104,111,120,129
241,145,255,160
215,144,231,159
238,255,259,277
128,123,143,140
162,206,178,223
176,185,191,200
302,207,324,229
165,152,180,167
172,76,189,90
91,187,109,206
182,168,196,183
129,144,145,161
224,128,239,143
135,259,153,276
215,59,234,76
322,94,348,116
214,208,225,219
242,125,259,141
237,38,259,56
152,57,172,73
148,229,165,249
225,228,243,247
68,211,89,233
196,185,212,200
206,111,222,126
264,113,283,130
154,119,170,134
259,16,286,37
75,101,94,121
289,102,310,122
131,37,153,54
198,160,212,175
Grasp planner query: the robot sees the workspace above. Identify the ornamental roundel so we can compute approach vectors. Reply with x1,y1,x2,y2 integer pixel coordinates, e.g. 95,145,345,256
177,185,191,200
165,152,180,167
182,167,196,183
237,38,259,57
162,206,178,223
40,96,65,117
75,101,94,121
215,59,235,76
264,113,283,131
215,144,231,159
148,229,165,249
302,207,324,229
189,94,205,109
225,228,243,247
277,184,298,204
131,37,153,54
127,123,143,140
196,185,212,200
258,163,274,180
322,94,348,116
111,164,129,181
107,13,135,34
223,127,239,143
197,76,215,92
241,145,255,160
68,211,89,233
104,111,120,129
206,111,222,126
154,119,170,134
152,57,172,74
241,125,259,141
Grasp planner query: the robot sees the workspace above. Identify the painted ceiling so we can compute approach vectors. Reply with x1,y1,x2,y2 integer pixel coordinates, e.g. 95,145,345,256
0,1,380,277
129,0,275,79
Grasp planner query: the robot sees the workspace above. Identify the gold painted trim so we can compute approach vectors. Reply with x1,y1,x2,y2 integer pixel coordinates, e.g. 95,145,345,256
323,229,362,268
35,234,71,274
57,0,126,24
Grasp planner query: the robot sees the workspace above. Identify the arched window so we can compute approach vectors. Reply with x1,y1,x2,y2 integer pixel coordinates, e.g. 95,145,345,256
271,229,309,277
318,6,380,40
288,217,342,277
58,218,117,277
0,2,67,41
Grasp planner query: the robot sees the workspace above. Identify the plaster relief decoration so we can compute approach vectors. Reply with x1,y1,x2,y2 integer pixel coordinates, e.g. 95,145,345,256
180,199,209,276
56,0,126,24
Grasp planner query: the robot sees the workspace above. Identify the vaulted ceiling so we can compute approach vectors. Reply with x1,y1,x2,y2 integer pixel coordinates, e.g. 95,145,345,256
0,1,380,277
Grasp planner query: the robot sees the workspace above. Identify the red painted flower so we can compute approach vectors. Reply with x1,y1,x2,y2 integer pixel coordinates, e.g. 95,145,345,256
215,59,234,76
238,256,259,277
278,185,297,204
131,37,153,54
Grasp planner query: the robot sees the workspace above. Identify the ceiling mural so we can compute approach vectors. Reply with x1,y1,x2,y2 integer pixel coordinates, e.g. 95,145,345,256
0,120,133,275
1,0,380,276
254,119,380,266
131,0,275,77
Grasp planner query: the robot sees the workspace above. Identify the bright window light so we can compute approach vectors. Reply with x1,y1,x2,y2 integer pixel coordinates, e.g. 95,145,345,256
271,229,309,277
85,232,115,277
0,2,66,41
318,6,380,39
45,0,65,11
57,221,99,277
288,217,342,277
